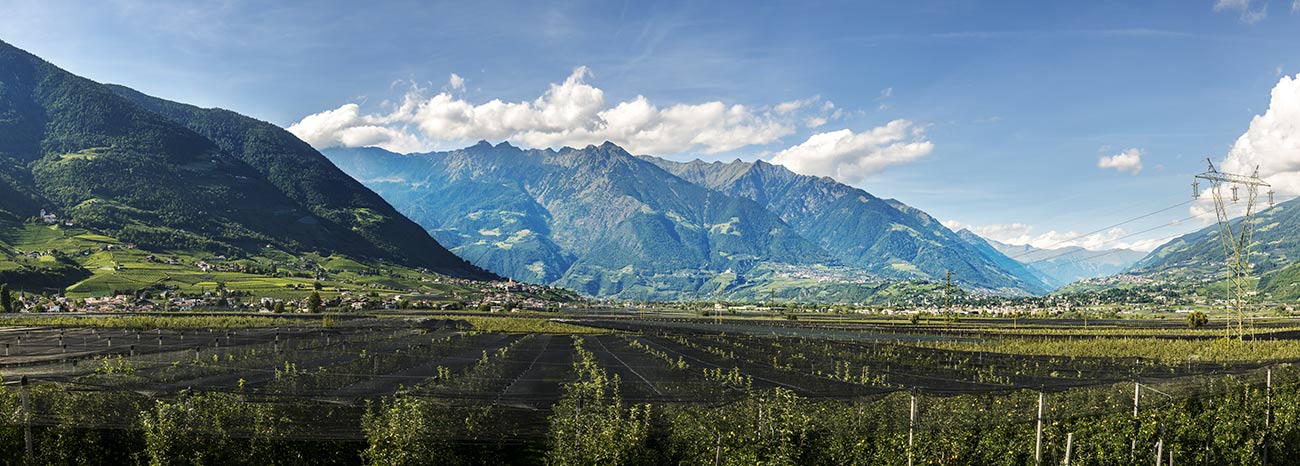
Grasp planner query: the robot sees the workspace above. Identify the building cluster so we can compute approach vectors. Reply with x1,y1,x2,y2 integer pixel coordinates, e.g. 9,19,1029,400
37,209,74,227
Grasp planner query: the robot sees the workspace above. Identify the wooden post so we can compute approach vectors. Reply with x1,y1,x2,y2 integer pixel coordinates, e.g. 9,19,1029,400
1064,432,1073,466
1036,391,1045,466
20,376,33,461
1155,438,1163,466
909,391,918,466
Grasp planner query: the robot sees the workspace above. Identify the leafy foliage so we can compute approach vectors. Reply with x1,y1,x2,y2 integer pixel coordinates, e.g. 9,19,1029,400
547,337,651,465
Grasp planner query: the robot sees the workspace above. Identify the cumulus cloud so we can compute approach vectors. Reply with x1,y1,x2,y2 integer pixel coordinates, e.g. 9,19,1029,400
1214,0,1268,23
767,120,934,183
1182,74,1300,224
284,103,425,153
1098,148,1144,175
944,221,1171,252
1219,74,1300,195
288,67,841,155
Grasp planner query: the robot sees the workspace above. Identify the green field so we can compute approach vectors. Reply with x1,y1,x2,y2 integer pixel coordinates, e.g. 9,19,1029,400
0,218,505,302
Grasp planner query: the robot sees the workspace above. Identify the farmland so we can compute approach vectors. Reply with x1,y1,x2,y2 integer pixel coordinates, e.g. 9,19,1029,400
0,219,579,308
2,311,1299,465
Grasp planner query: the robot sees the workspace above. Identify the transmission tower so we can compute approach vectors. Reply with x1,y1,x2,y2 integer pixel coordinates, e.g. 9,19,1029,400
1192,159,1273,339
944,270,953,310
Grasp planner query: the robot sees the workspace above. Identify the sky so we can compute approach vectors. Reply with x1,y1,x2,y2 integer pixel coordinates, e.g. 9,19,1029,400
3,0,1299,252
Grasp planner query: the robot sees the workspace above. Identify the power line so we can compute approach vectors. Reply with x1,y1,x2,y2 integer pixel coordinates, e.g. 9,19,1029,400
1024,210,1216,265
1000,199,1194,261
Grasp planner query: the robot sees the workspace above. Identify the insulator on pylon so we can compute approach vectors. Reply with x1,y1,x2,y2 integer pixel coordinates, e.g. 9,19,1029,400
1192,181,1200,199
1269,190,1275,206
1231,186,1239,203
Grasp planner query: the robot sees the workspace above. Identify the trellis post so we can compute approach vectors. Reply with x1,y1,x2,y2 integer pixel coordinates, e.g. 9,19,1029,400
1264,367,1272,466
1035,390,1044,466
21,376,33,461
908,390,917,466
1132,381,1140,460
1063,432,1073,466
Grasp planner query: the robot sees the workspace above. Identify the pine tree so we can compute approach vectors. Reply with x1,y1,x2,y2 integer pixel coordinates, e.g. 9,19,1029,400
308,291,323,313
0,284,12,313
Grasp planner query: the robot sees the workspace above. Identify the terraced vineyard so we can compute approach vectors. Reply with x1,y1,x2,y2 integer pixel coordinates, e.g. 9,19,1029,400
3,312,1300,464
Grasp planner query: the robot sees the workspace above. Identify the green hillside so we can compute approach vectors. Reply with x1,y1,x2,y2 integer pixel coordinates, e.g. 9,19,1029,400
1130,197,1300,278
0,38,493,294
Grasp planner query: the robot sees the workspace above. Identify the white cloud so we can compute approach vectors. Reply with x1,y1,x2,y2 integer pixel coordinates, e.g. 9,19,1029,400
775,96,820,114
945,221,1170,252
1293,0,1299,13
288,67,840,155
1219,74,1300,195
878,87,893,99
1097,148,1144,175
1214,0,1268,23
448,73,465,92
767,120,934,183
283,103,425,153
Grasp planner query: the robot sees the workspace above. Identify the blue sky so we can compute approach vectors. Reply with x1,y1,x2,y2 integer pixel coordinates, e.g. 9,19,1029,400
3,0,1299,251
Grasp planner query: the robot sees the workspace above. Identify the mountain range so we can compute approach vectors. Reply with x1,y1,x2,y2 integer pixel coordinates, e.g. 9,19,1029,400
324,143,1055,300
1122,197,1300,299
0,39,492,285
971,236,1147,288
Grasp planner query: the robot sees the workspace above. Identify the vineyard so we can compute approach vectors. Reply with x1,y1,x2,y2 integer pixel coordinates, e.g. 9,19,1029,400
2,313,1300,465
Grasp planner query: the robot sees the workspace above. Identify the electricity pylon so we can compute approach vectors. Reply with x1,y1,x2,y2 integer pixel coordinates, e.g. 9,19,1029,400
1193,159,1273,339
944,270,953,310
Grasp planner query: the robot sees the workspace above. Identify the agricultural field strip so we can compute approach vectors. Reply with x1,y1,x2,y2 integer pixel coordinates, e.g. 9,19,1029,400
491,337,577,412
591,334,663,397
0,325,323,358
612,335,744,402
493,335,557,406
575,318,943,342
323,333,520,398
635,334,812,393
236,330,516,390
698,334,1199,393
590,316,1258,393
408,334,539,398
593,316,1300,340
136,329,441,392
0,326,337,374
654,333,890,396
13,327,442,392
702,335,1031,391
